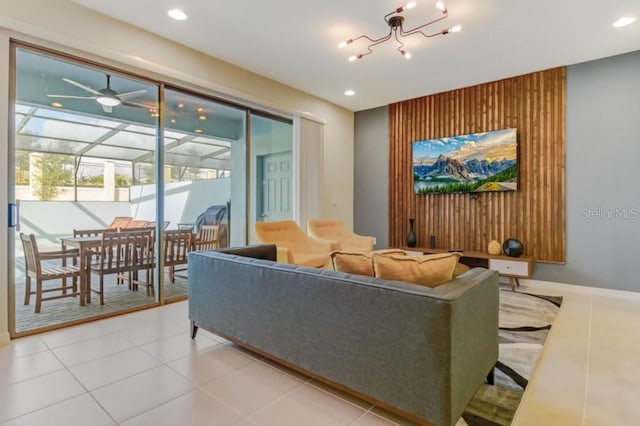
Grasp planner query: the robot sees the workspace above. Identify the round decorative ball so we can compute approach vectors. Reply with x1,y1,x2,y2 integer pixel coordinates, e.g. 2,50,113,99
487,240,502,255
502,239,524,257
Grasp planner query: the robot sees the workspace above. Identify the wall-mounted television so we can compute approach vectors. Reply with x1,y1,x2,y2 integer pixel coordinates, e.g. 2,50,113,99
412,128,518,194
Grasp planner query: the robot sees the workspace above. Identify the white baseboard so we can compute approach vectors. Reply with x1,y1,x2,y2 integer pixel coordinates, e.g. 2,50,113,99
0,332,10,347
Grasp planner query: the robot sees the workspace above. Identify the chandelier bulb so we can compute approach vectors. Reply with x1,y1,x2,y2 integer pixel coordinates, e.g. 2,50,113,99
338,39,353,49
348,55,358,62
450,24,462,33
400,49,412,59
405,1,417,10
436,1,447,13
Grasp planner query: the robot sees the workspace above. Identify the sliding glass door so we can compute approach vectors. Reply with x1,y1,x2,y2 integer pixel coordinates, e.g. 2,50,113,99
8,43,295,336
11,46,160,334
161,88,246,301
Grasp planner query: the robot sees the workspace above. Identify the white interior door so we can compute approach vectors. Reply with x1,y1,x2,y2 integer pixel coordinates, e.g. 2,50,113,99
259,152,292,222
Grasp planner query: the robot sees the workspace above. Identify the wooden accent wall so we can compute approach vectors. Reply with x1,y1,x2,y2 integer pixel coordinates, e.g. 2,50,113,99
389,67,566,263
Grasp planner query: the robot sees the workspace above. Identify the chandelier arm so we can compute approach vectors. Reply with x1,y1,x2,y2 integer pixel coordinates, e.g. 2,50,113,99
394,30,405,54
400,12,449,37
404,29,446,38
384,9,399,22
359,32,393,57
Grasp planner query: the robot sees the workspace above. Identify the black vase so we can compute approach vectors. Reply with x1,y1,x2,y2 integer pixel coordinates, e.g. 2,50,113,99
502,238,524,257
407,218,417,248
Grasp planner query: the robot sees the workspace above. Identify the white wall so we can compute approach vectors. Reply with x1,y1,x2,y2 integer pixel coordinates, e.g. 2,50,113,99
129,179,231,230
15,201,131,250
0,0,354,342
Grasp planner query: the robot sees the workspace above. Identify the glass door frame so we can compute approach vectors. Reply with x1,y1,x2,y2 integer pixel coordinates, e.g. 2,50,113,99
8,42,165,337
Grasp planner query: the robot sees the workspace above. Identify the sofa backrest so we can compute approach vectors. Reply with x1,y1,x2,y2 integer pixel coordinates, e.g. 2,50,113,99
213,244,277,261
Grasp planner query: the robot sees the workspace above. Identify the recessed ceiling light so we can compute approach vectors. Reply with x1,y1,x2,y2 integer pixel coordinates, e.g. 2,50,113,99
51,102,63,108
170,118,176,124
168,9,188,21
177,103,184,108
194,129,203,133
199,115,207,120
613,16,636,27
344,90,356,96
196,107,204,112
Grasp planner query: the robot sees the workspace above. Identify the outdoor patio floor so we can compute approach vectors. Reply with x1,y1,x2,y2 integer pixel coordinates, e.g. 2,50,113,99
14,263,188,334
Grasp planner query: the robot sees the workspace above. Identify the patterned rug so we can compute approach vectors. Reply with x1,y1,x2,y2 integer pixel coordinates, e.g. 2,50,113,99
459,290,563,426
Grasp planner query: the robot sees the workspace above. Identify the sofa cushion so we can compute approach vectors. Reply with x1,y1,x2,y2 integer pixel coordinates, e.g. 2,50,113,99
372,252,462,288
331,249,407,277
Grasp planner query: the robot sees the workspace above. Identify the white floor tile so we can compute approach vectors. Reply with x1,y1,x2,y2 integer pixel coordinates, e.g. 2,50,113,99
168,344,257,386
0,335,48,359
0,370,85,422
121,389,244,426
140,331,219,363
40,322,118,349
0,350,64,385
91,365,194,423
52,333,135,367
117,322,185,346
354,411,401,426
69,348,161,390
249,382,366,426
2,394,115,426
203,359,304,415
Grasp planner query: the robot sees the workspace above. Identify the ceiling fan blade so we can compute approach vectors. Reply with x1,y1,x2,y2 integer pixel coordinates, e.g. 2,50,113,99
47,94,97,99
62,78,102,95
102,105,113,113
118,89,147,99
122,100,154,109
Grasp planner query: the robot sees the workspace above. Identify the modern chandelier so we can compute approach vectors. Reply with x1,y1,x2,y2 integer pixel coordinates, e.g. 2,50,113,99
338,1,461,61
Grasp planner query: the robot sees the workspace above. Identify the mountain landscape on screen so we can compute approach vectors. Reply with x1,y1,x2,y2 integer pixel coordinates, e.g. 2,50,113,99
412,128,518,194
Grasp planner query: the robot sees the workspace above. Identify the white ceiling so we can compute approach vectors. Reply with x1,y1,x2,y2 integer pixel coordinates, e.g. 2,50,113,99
72,0,640,112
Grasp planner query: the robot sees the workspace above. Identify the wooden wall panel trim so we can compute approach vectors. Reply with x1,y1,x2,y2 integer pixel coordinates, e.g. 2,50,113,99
388,67,566,263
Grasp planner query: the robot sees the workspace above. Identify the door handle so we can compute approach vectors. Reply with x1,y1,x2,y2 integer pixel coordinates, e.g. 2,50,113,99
8,202,19,229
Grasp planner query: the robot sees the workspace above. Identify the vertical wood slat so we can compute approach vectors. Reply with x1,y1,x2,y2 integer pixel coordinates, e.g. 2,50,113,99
388,67,566,263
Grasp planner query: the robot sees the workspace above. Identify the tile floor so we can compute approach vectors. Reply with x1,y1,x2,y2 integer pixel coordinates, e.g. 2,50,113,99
1,281,639,425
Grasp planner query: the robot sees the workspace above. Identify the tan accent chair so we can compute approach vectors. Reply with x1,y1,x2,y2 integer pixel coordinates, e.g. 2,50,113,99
255,220,336,268
308,219,374,253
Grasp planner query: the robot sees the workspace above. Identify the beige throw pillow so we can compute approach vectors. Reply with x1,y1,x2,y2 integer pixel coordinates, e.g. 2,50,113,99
331,249,407,277
372,252,461,288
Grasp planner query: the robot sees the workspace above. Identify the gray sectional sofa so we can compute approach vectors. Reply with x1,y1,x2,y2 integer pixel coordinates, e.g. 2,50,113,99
188,245,499,426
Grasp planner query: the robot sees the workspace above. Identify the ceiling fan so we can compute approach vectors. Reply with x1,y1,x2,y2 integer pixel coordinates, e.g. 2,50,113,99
47,74,148,113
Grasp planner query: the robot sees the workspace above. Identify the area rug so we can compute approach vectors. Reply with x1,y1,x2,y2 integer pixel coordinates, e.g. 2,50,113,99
459,290,563,426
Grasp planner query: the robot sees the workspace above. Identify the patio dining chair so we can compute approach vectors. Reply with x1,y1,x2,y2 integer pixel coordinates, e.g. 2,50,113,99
164,229,193,284
20,233,81,313
108,216,133,229
119,219,149,229
171,225,218,281
88,228,155,304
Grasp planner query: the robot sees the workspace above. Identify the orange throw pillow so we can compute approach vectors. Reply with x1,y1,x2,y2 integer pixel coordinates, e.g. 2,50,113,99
331,249,408,277
372,252,461,288
331,251,374,276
